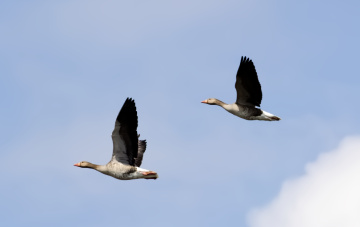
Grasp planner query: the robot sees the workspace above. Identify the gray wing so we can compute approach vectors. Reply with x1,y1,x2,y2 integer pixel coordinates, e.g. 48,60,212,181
134,139,147,167
235,56,262,107
111,98,138,166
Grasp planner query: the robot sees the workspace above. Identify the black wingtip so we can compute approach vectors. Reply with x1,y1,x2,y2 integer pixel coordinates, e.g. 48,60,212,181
241,56,252,64
124,97,135,105
123,97,135,108
117,97,138,127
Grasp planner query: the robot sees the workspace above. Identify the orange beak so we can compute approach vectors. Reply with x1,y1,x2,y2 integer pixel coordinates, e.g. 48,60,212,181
201,100,208,103
74,163,80,167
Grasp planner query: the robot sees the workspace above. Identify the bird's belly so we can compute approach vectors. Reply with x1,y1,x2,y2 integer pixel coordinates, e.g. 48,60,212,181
229,110,252,120
108,171,143,180
104,163,141,180
226,106,249,119
225,105,261,120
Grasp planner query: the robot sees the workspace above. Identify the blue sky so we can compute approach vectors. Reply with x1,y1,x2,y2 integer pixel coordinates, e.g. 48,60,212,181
1,1,360,226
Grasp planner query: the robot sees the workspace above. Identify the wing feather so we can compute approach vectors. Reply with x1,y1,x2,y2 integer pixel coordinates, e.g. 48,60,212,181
135,139,147,167
235,56,262,107
111,98,138,166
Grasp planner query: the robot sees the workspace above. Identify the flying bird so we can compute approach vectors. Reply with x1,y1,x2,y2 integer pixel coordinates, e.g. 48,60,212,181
201,56,280,121
74,98,158,180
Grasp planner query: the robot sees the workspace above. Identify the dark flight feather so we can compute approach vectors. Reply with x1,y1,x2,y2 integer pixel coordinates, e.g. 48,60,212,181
116,98,138,166
235,56,262,107
135,140,147,167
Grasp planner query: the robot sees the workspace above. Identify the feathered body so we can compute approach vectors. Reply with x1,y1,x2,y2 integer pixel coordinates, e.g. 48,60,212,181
201,56,280,121
74,98,158,180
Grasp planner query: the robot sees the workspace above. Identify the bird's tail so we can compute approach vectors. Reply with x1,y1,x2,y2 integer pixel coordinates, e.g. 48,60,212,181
261,110,281,121
137,167,158,180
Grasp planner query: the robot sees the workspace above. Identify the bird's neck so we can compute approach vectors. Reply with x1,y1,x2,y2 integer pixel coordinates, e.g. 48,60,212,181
86,162,107,172
214,99,227,107
94,165,108,173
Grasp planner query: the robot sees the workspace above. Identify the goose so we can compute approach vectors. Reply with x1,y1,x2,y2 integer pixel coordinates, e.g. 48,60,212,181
74,98,158,180
201,56,280,121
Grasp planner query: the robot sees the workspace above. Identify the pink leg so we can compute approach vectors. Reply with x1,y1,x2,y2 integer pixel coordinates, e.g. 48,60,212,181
141,171,157,176
145,177,157,180
141,171,158,180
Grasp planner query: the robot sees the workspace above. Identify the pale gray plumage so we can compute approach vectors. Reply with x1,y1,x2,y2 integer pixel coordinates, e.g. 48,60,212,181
201,56,281,121
74,98,158,180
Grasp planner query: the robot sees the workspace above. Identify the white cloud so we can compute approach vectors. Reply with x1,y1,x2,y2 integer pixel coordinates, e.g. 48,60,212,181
248,135,360,227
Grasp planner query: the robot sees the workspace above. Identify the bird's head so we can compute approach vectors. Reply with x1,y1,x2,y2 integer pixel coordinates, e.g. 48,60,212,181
74,161,93,168
201,98,217,105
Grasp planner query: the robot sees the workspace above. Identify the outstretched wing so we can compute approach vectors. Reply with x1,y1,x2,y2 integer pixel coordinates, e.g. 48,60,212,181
235,56,262,107
111,98,138,166
134,139,147,167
